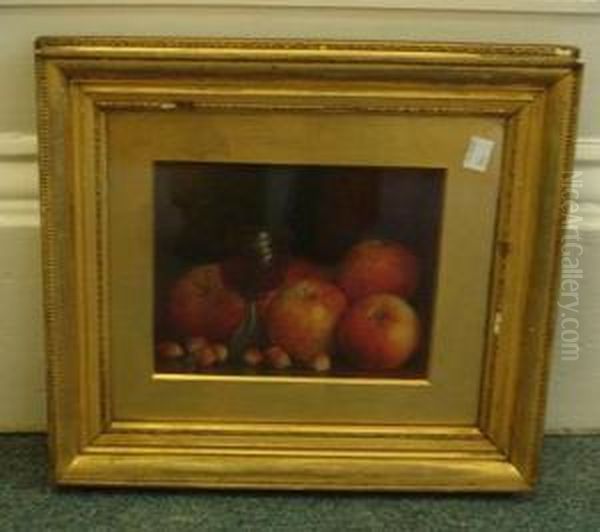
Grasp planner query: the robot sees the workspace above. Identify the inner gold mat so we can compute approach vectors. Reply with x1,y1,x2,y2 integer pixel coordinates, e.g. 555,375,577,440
107,110,503,425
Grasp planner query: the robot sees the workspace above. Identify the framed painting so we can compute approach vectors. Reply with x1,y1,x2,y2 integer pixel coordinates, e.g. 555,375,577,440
36,37,582,491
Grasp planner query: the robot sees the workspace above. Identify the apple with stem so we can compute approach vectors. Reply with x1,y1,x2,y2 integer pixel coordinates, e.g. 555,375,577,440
266,278,346,366
255,257,330,319
337,293,420,370
167,264,246,343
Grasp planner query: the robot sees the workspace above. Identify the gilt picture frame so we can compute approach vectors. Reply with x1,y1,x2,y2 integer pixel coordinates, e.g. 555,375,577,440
36,37,582,491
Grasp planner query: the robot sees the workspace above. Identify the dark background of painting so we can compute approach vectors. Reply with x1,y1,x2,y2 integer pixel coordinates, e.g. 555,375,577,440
154,162,445,378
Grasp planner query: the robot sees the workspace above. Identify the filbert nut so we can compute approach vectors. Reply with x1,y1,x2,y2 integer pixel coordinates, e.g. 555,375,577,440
195,346,217,369
156,341,185,359
185,336,209,355
312,353,331,372
243,348,263,367
265,346,292,370
212,343,228,364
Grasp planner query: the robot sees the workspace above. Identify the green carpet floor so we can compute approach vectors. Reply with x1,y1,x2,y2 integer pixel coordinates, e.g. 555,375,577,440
0,435,598,531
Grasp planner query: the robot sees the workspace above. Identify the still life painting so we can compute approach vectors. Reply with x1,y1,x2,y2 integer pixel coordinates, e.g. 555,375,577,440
37,37,581,490
154,163,444,378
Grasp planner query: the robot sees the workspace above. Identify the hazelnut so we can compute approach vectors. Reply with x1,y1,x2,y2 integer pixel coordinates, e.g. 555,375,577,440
185,336,209,355
243,348,264,367
212,343,228,364
156,341,185,360
265,346,292,370
312,353,331,372
195,346,217,369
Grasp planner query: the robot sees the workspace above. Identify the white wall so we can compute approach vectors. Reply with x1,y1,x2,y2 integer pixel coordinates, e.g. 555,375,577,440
0,1,599,432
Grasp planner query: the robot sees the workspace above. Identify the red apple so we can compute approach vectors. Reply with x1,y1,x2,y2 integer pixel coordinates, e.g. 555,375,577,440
257,258,330,318
337,293,420,370
166,264,246,342
266,278,347,365
284,258,330,285
337,240,418,301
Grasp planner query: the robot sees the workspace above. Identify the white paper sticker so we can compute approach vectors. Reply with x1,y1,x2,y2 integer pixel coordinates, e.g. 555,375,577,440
463,136,495,172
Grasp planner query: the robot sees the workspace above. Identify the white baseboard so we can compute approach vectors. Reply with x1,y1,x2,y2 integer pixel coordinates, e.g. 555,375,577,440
1,0,599,15
0,152,44,431
576,138,600,162
0,132,599,432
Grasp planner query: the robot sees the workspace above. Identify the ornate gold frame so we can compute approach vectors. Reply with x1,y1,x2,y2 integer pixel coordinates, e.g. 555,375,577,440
36,37,581,491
